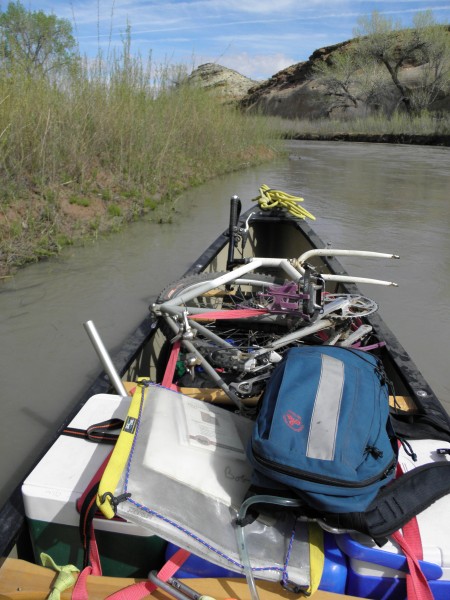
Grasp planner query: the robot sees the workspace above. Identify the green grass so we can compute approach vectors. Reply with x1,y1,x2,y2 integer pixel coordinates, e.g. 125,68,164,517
0,49,276,275
107,204,122,217
69,196,91,207
0,59,274,199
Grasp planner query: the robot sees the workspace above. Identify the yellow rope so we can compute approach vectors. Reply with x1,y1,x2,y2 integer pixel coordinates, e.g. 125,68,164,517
40,553,79,600
252,184,315,220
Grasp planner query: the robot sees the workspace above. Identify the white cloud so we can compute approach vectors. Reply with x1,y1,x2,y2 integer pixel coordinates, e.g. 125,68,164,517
199,52,297,81
209,0,300,14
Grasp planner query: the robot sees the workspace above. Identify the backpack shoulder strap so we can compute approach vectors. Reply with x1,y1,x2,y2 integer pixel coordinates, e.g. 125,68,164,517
364,461,450,539
318,461,450,540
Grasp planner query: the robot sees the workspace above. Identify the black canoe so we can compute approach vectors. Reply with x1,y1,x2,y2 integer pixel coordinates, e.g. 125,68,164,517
1,193,450,599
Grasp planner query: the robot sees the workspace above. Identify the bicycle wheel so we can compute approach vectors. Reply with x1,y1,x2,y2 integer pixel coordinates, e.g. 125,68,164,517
158,271,289,309
160,269,322,322
323,294,378,317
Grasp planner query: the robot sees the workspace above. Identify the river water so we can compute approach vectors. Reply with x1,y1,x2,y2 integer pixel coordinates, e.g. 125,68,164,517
1,140,449,508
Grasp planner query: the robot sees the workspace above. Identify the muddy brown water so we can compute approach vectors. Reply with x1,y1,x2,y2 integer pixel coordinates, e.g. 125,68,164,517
1,140,449,508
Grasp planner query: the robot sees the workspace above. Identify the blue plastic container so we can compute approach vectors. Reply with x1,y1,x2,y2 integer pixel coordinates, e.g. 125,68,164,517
166,532,347,593
320,533,348,594
338,534,450,600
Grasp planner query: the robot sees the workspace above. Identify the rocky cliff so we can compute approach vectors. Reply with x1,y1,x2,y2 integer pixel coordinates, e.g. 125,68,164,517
189,35,449,120
240,41,352,119
188,42,354,116
188,63,257,103
241,37,450,119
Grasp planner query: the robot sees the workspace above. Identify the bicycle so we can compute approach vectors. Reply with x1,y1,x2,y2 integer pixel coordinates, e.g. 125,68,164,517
151,245,399,412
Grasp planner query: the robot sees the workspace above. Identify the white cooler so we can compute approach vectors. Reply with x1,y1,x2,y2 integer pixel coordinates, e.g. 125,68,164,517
337,438,450,600
22,393,167,577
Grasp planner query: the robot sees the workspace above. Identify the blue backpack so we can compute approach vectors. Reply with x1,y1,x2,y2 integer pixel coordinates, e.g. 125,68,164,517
248,346,398,518
246,346,450,539
240,342,450,600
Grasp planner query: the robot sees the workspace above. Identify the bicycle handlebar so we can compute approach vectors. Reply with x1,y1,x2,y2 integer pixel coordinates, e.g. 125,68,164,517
158,252,398,309
297,248,400,265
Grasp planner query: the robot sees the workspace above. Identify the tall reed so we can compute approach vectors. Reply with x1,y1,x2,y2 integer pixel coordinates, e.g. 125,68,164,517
268,112,449,137
0,49,274,273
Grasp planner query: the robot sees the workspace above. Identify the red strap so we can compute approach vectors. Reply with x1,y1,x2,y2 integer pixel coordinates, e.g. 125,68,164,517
72,531,103,600
392,445,433,600
391,531,434,600
162,340,181,389
72,542,190,600
72,566,91,600
88,524,102,576
105,548,191,600
395,457,424,560
402,517,423,561
191,308,267,320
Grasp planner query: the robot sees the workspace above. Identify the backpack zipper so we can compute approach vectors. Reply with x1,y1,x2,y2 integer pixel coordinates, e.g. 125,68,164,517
251,445,396,489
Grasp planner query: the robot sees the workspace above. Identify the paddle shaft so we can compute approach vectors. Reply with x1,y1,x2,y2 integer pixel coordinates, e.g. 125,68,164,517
84,320,128,397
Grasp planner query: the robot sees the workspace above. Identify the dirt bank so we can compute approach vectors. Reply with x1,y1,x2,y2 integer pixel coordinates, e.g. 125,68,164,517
286,133,450,146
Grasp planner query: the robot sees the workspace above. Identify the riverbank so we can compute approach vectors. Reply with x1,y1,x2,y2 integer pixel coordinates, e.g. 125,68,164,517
2,126,448,279
0,140,275,279
267,113,450,147
287,132,450,146
2,92,449,279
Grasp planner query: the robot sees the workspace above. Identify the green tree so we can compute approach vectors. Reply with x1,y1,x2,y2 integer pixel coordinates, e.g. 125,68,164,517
312,46,390,116
407,12,450,113
354,10,450,115
0,1,78,76
312,11,449,117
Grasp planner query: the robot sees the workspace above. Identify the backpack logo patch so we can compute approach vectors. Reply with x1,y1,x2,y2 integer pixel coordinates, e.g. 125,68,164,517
123,416,137,434
283,410,304,431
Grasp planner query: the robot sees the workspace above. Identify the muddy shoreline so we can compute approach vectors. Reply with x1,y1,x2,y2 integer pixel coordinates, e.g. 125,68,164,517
287,132,450,146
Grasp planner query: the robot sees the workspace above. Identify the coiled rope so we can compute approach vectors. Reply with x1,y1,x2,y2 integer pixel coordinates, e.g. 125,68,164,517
252,184,315,220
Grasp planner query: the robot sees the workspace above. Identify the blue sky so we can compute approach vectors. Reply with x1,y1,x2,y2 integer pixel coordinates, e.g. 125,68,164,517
27,1,450,80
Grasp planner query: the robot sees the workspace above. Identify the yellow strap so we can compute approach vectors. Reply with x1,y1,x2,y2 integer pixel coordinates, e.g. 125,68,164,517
97,378,149,519
306,523,325,595
252,184,316,221
40,553,79,600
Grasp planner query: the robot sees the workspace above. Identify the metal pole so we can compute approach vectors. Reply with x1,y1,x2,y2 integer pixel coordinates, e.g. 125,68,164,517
83,320,128,397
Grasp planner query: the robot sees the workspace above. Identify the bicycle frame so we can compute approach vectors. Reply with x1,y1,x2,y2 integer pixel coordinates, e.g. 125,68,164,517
152,249,399,410
157,250,398,311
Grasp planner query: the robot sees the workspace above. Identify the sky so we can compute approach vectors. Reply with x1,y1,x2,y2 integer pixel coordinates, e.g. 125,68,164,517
22,1,450,80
